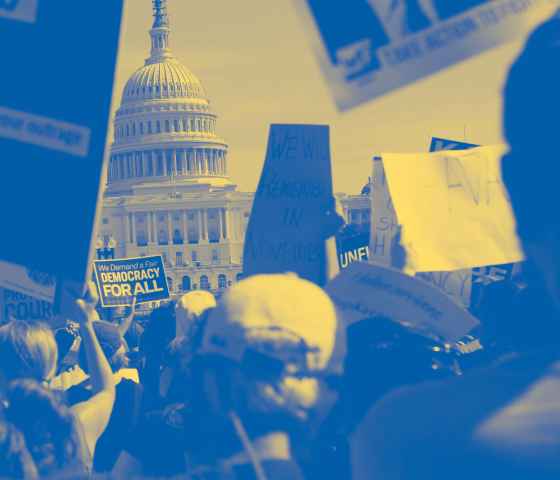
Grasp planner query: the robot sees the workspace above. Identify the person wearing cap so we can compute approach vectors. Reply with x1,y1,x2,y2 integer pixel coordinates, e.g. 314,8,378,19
66,318,143,474
159,290,217,402
115,273,339,479
351,14,560,480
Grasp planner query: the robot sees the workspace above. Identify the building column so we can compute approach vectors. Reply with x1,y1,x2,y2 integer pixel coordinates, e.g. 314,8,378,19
202,209,208,241
131,213,137,245
152,151,157,177
172,149,178,177
148,212,154,244
220,209,226,240
124,214,131,244
179,149,186,176
181,210,188,244
197,209,204,243
167,211,173,245
225,208,232,241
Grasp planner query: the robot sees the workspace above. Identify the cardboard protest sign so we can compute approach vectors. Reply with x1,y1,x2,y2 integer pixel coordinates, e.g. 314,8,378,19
371,155,473,307
381,144,523,272
0,2,123,295
0,287,59,327
415,136,480,307
416,269,472,308
297,0,557,110
325,262,480,342
370,157,399,267
337,231,370,269
93,256,170,308
243,124,334,285
0,260,56,302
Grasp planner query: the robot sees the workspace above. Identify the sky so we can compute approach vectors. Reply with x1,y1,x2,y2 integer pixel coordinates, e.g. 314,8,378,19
112,0,538,194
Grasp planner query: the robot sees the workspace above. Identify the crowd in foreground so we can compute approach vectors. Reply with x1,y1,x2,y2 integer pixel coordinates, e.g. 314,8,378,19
1,13,560,480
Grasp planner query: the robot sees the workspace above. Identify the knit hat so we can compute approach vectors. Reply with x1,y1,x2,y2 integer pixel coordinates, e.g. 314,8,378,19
200,274,338,375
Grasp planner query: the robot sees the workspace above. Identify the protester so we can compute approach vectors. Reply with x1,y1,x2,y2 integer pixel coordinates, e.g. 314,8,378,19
4,379,90,478
303,315,455,480
0,281,115,477
115,273,339,479
159,290,217,402
351,14,560,480
66,319,143,474
138,302,177,410
0,417,38,479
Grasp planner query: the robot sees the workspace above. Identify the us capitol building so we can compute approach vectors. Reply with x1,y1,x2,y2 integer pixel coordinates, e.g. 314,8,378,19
97,0,370,298
98,0,253,296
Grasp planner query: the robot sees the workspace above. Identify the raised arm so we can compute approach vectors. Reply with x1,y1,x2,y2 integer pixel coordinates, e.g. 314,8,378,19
118,296,137,337
72,281,116,458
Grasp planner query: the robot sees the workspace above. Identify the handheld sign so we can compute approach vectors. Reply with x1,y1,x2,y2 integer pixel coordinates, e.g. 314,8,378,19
430,136,478,152
297,0,556,110
93,256,170,308
381,144,524,272
0,287,62,328
337,231,370,269
0,2,124,295
325,262,480,343
370,157,399,267
243,124,334,286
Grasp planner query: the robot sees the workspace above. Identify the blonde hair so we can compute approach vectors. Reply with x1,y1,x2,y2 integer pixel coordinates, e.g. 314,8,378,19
0,322,58,383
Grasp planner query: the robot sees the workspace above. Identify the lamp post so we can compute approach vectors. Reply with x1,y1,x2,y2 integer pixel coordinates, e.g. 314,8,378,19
96,237,116,259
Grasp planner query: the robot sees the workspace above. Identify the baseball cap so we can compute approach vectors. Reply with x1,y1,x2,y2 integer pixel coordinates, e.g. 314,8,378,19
200,274,338,376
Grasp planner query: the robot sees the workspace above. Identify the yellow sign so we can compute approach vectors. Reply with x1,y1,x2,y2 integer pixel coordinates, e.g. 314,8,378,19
381,145,523,272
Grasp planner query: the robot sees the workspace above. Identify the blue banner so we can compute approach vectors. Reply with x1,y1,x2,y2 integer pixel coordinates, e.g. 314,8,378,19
93,256,170,307
0,1,124,287
429,136,478,152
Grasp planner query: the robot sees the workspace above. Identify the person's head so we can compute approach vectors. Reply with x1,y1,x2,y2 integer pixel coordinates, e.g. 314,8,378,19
175,290,216,342
502,14,560,310
196,273,337,420
78,320,127,374
0,420,38,479
4,379,80,477
0,321,57,387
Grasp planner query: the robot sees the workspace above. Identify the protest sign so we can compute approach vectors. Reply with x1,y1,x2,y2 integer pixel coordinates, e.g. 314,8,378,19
381,144,523,272
416,269,472,308
337,231,370,269
297,0,557,110
0,287,62,328
243,124,334,285
0,260,56,302
414,136,480,307
325,262,480,342
0,2,123,297
430,136,478,152
93,256,170,308
370,157,399,267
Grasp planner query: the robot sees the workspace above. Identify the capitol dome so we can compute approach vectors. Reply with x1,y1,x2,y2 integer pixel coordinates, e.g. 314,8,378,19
106,0,230,194
122,60,207,105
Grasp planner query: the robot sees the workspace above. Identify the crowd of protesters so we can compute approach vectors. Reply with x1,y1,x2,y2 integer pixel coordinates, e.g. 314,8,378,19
0,13,559,480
